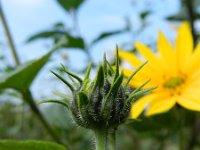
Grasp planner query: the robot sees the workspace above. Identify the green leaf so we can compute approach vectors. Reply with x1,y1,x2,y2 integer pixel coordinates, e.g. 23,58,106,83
0,140,67,150
93,65,104,88
91,28,128,45
0,51,51,91
26,31,64,43
57,0,84,12
140,11,150,19
167,15,184,21
27,31,85,49
62,35,85,49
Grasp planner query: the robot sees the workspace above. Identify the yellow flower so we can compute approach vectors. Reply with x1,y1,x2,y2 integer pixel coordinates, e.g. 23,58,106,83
119,22,200,118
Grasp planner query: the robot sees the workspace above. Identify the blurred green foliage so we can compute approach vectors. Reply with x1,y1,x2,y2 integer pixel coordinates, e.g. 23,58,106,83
0,140,66,150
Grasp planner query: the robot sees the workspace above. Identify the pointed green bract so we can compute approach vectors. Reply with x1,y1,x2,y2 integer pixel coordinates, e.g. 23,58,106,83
51,71,75,92
114,46,119,80
127,86,157,104
103,53,108,77
105,60,115,76
53,92,73,101
125,61,147,89
93,65,104,89
78,91,89,108
38,99,70,109
67,74,79,88
131,79,151,95
84,63,92,81
103,73,124,109
61,64,83,84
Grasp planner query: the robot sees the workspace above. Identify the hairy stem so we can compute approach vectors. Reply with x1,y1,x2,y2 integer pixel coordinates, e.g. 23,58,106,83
94,128,108,150
109,131,116,150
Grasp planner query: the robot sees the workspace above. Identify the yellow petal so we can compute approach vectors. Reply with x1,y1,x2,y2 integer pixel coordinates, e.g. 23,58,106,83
177,96,200,111
182,86,200,99
119,47,164,82
130,94,155,119
157,32,177,75
123,68,160,88
175,22,193,71
118,50,142,67
187,70,200,83
186,43,200,73
123,68,147,80
157,32,174,59
146,97,176,116
134,42,166,74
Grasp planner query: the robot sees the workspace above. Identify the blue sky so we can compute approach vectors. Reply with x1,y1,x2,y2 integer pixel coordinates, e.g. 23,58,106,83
1,0,180,62
0,0,180,99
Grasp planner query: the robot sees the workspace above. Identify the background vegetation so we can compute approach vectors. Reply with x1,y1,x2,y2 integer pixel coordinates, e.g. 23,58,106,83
1,0,200,149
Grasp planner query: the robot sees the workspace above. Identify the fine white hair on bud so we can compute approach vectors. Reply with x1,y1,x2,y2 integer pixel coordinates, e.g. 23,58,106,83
48,46,155,130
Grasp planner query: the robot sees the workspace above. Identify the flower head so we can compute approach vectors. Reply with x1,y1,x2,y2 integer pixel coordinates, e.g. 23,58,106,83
49,48,154,130
119,22,200,118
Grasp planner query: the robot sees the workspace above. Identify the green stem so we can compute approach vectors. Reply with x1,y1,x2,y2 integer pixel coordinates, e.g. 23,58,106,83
94,128,108,150
70,9,81,36
0,1,26,139
109,131,116,150
185,115,200,150
22,89,70,148
185,0,196,43
179,127,184,150
176,108,186,150
0,1,20,65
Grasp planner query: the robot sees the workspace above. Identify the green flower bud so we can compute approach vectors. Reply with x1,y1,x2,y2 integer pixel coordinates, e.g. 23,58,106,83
50,47,155,130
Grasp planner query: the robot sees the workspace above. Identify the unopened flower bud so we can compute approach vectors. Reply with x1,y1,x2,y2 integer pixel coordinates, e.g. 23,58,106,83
51,47,155,130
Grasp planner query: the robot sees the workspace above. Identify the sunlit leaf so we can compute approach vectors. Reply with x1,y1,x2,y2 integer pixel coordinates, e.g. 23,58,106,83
0,140,67,150
0,51,52,91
